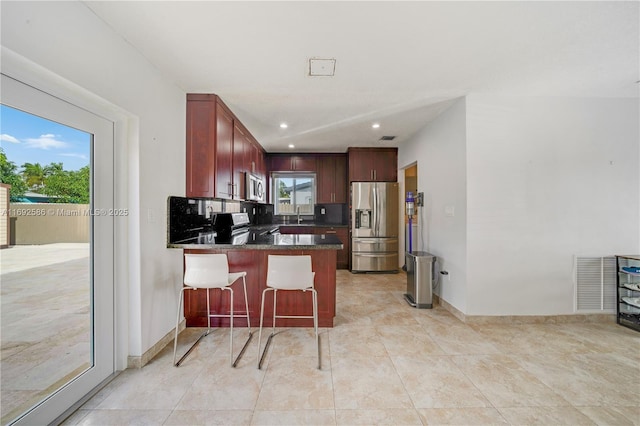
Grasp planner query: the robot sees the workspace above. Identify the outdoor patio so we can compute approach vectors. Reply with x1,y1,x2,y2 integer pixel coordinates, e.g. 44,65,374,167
0,243,91,424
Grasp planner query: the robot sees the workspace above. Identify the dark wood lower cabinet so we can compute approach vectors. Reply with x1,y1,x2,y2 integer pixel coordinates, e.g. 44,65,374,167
279,226,349,270
183,248,337,328
315,227,349,270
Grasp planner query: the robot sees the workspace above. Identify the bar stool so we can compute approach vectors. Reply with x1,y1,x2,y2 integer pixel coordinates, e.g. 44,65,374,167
257,255,319,369
173,253,253,367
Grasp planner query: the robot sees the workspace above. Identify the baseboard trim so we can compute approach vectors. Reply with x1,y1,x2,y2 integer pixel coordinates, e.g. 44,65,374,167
432,294,616,325
432,294,465,322
127,320,185,369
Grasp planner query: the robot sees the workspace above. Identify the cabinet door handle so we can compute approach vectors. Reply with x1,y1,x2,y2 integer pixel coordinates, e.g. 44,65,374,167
326,230,337,234
373,170,377,180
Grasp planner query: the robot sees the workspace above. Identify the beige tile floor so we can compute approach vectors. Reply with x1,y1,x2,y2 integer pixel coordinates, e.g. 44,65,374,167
58,270,640,425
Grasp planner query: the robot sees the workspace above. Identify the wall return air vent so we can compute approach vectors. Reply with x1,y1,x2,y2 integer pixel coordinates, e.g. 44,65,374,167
379,136,396,141
574,255,616,312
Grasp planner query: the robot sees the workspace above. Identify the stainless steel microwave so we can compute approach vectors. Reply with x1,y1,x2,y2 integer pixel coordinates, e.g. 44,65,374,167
246,173,265,202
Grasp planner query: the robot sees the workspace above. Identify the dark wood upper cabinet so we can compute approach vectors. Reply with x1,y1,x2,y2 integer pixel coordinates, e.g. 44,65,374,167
317,154,347,203
186,96,216,198
186,93,267,202
268,155,293,172
215,102,234,199
267,154,317,172
348,147,397,182
256,145,266,179
292,155,316,172
233,123,250,200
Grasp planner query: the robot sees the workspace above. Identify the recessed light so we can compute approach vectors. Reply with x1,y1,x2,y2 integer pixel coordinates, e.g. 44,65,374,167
288,144,295,149
372,123,380,129
280,123,288,129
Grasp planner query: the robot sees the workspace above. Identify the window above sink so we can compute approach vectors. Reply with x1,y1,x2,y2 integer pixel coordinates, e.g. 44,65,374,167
272,172,316,216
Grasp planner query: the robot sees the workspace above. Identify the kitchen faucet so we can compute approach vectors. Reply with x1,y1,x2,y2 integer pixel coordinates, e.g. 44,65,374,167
297,206,302,224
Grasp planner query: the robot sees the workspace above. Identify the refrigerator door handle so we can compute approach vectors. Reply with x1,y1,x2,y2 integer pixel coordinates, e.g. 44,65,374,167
376,184,381,235
373,184,379,236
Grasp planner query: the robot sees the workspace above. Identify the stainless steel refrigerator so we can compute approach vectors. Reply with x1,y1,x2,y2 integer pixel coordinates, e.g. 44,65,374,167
351,182,399,272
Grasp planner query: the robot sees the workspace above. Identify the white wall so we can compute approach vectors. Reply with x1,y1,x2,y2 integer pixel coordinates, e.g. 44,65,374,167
399,95,639,317
398,98,468,313
1,2,186,362
466,95,640,315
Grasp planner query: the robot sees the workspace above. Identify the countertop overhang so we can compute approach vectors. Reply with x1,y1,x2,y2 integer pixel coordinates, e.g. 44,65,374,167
168,232,343,250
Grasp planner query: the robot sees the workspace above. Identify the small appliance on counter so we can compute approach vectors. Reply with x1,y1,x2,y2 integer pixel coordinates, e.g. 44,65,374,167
213,212,251,244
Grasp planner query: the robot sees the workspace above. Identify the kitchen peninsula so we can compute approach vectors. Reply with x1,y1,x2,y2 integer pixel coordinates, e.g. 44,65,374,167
177,93,394,330
169,228,343,328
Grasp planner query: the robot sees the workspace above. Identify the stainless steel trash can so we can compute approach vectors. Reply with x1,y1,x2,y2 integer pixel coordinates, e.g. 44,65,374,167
404,251,435,308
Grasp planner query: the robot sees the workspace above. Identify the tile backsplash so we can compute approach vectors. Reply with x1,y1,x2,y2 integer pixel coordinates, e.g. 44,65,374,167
314,203,348,225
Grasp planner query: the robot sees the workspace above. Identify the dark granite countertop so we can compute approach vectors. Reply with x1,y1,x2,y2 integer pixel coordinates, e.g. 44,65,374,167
168,232,343,250
250,223,348,233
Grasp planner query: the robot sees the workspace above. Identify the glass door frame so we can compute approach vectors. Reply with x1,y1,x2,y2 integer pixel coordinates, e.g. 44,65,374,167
1,74,115,426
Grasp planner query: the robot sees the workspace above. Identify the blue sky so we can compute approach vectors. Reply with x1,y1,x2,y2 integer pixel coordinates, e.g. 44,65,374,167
0,104,91,171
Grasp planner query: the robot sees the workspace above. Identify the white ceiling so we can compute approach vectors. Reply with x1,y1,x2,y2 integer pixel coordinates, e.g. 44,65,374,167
84,1,639,153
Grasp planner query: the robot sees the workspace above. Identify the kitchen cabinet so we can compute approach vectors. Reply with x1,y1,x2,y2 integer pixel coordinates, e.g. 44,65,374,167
317,154,347,203
233,123,250,200
186,95,216,198
186,93,267,201
250,141,267,200
215,102,234,199
268,154,317,172
278,226,309,234
183,248,336,327
256,148,266,179
348,147,398,182
616,255,640,332
248,139,266,180
279,225,349,269
316,227,349,269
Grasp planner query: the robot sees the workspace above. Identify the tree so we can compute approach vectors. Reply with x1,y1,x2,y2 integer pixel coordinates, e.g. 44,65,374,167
279,180,288,198
0,148,27,201
44,162,63,176
21,162,46,190
43,165,90,203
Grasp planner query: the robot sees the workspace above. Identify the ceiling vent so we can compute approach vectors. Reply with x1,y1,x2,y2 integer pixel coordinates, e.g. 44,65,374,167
308,58,336,76
379,136,396,141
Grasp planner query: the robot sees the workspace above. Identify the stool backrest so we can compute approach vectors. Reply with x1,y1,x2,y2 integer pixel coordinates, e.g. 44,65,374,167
267,255,314,290
184,253,229,288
